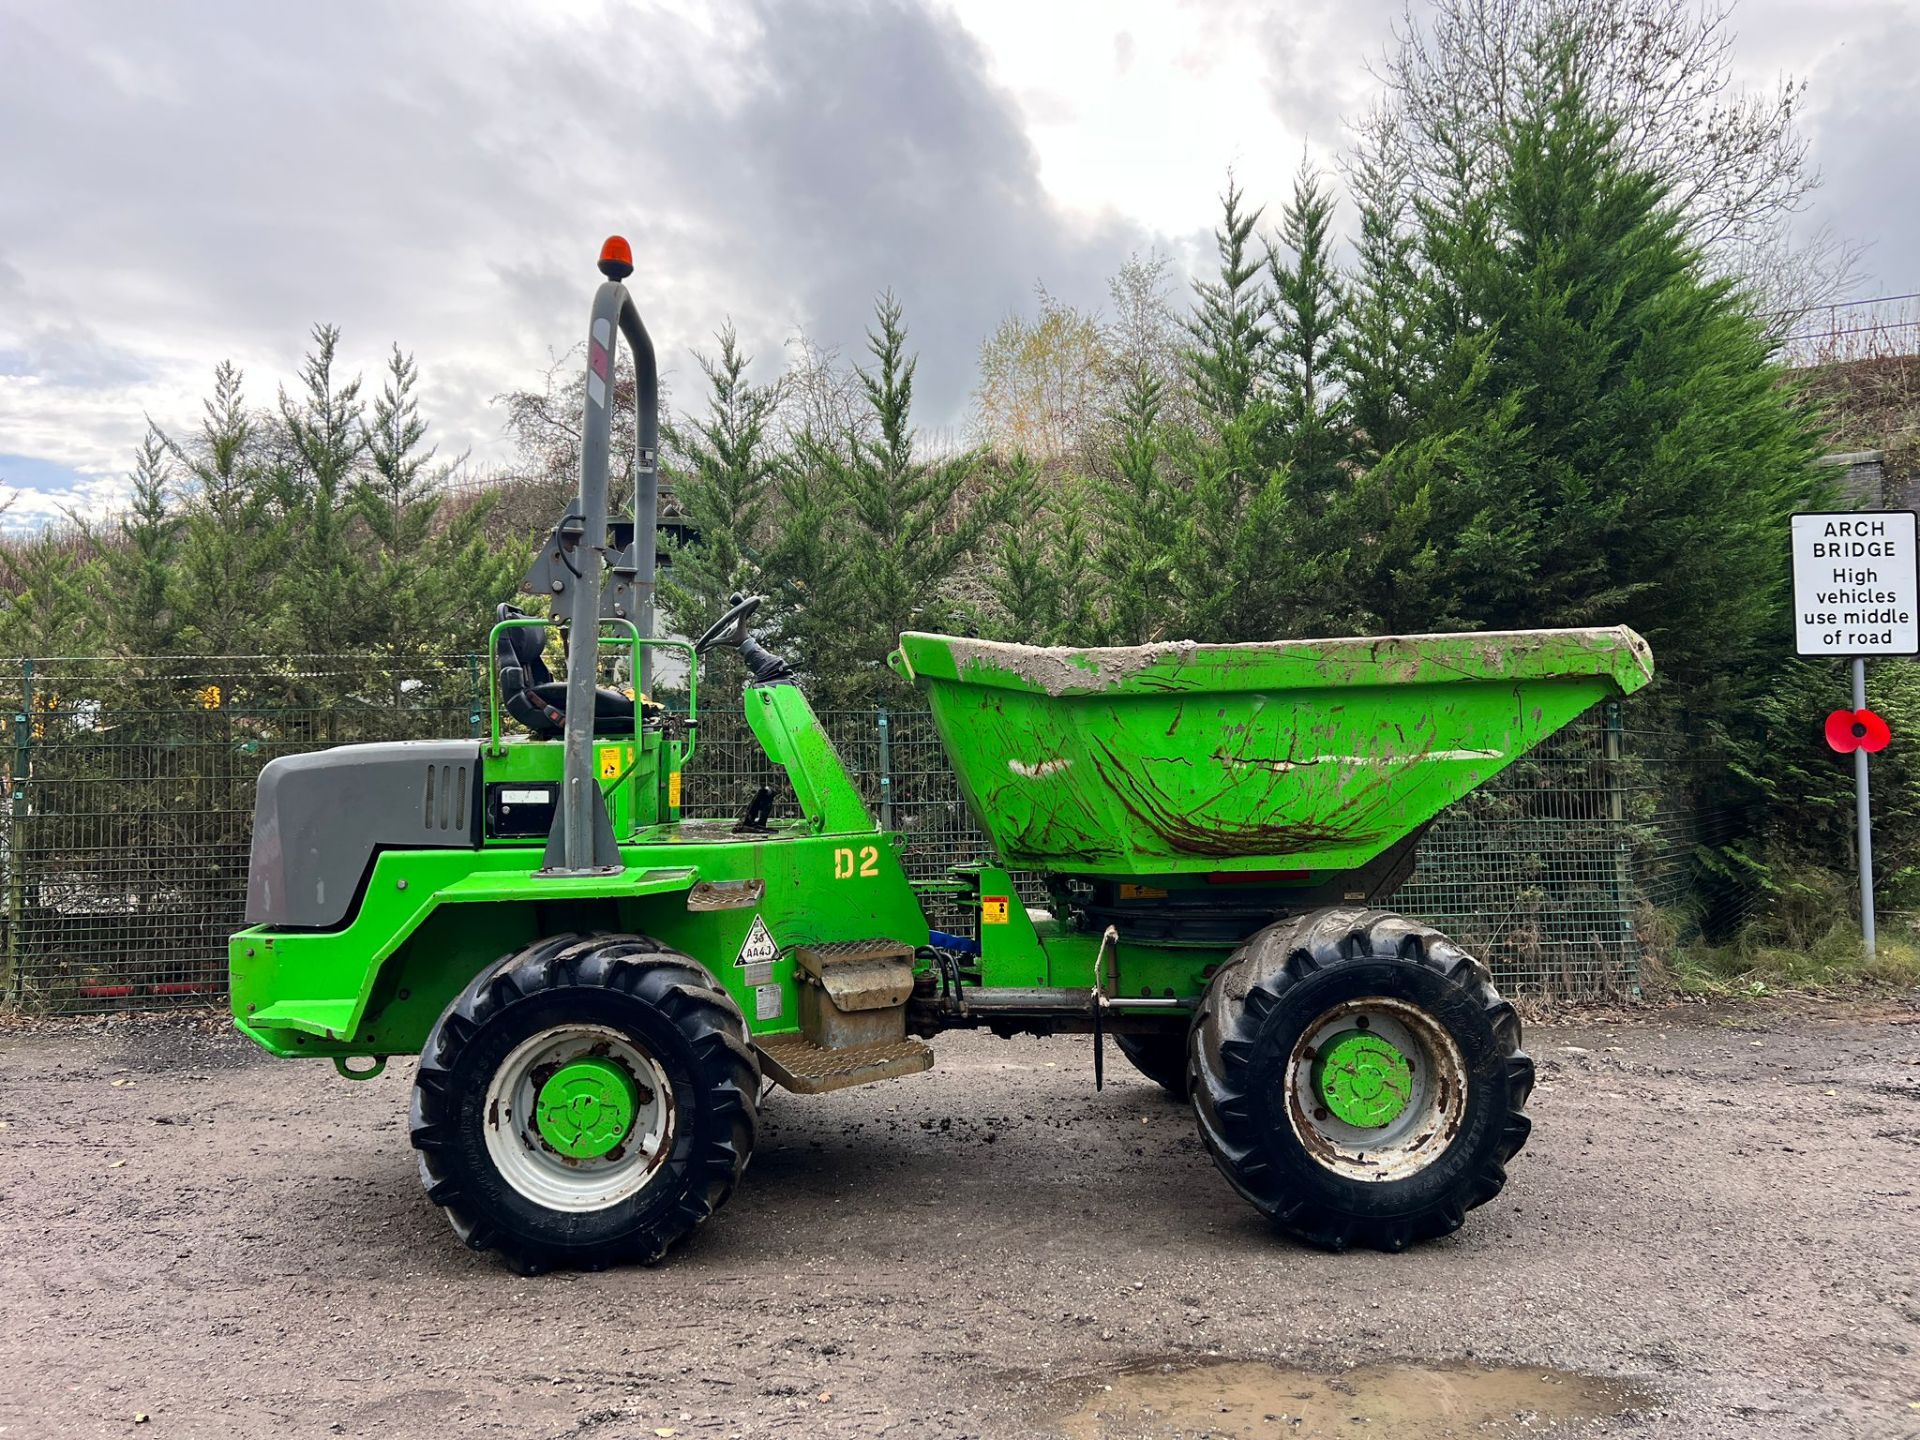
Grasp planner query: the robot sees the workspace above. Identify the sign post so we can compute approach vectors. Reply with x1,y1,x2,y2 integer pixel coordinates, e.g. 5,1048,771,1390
1790,510,1919,960
1851,656,1875,955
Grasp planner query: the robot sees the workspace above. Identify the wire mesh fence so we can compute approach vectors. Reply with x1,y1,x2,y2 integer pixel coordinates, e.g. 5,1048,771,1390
0,655,486,1009
0,656,1714,1011
1393,709,1701,997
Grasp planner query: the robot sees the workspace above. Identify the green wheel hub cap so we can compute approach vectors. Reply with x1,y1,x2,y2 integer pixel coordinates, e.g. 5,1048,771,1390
1316,1031,1414,1129
535,1057,639,1160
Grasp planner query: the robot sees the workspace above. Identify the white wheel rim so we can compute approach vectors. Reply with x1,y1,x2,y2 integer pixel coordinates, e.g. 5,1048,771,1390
1283,996,1468,1182
482,1023,675,1212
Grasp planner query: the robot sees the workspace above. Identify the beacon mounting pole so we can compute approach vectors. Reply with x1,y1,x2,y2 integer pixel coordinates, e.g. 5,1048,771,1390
538,235,658,877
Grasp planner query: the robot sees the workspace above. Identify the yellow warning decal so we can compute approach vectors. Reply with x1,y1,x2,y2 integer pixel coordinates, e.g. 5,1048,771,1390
1118,883,1168,900
668,771,682,808
981,895,1011,925
597,748,621,779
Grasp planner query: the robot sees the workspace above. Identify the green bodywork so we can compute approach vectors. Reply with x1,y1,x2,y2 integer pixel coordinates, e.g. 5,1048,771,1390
230,678,932,1060
230,626,1653,1070
1316,1032,1413,1129
537,1058,639,1159
891,626,1653,880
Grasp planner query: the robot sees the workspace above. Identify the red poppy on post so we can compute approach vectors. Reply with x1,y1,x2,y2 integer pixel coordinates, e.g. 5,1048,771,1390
1825,707,1891,754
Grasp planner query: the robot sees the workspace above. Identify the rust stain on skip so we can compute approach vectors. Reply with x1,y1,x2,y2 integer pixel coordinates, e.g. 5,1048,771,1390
1088,736,1384,858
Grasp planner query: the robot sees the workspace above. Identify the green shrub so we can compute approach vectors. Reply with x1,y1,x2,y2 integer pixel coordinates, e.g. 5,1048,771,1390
1663,862,1920,994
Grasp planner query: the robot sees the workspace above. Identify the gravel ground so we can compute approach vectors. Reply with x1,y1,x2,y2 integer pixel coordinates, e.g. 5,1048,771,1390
1,999,1917,1440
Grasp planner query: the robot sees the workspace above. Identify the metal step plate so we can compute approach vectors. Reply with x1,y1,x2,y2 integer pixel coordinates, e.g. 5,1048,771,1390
794,939,916,1011
755,1033,933,1095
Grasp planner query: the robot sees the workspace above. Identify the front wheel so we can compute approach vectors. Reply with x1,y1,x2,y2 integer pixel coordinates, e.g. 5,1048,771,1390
409,932,759,1272
1191,908,1532,1252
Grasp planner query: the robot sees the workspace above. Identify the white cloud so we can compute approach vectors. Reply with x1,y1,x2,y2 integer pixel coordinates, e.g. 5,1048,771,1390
0,0,1906,523
0,0,1150,497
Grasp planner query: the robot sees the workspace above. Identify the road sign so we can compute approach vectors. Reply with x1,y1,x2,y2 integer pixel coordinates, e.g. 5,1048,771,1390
1791,510,1920,656
1790,512,1915,962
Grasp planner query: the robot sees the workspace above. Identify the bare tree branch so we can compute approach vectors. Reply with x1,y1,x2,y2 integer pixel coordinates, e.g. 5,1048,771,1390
1359,0,1849,313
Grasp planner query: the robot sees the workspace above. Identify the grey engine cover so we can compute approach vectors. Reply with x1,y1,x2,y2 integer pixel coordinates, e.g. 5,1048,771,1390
246,740,483,928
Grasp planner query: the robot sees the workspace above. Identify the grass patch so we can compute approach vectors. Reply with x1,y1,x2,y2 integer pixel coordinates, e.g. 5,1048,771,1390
1655,866,1920,996
1672,921,1920,996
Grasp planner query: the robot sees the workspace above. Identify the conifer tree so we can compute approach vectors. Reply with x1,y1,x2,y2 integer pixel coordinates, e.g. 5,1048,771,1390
273,325,366,657
353,346,516,676
1171,186,1286,640
788,294,1022,701
1339,151,1435,463
1416,36,1826,695
1092,364,1180,644
356,346,437,658
987,457,1098,646
1184,181,1272,432
0,527,105,658
166,361,277,658
756,441,853,690
113,426,181,661
1268,161,1348,510
660,325,782,645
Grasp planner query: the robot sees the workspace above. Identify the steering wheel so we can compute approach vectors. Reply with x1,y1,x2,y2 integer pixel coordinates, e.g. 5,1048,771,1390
694,593,763,656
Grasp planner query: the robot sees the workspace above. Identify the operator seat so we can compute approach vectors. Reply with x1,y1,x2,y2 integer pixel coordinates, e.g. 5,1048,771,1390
493,603,659,739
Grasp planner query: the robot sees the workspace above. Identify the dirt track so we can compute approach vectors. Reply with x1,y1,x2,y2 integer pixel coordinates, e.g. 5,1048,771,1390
1,1000,1917,1439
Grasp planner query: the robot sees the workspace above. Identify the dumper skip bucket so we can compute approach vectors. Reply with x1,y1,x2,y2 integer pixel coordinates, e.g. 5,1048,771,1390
891,627,1653,881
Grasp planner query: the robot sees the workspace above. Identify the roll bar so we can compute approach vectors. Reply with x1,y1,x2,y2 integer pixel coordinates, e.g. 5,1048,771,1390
485,614,697,767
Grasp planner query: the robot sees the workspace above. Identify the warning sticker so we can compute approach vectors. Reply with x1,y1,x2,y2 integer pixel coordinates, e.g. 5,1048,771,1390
981,895,1011,925
754,984,783,1021
735,913,779,967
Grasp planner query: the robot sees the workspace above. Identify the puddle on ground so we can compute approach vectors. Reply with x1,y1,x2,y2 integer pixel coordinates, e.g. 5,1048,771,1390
1049,1359,1648,1439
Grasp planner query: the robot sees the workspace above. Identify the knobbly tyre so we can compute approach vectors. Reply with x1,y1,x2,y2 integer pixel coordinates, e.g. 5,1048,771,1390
229,238,1655,1272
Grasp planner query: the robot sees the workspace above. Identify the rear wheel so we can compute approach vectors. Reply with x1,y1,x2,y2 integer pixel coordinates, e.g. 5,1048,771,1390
1114,1030,1191,1100
1191,908,1532,1252
409,932,759,1272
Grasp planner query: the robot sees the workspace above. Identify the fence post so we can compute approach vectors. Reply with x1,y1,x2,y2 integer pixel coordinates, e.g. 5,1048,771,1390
466,653,484,739
876,708,893,831
1603,700,1638,996
3,660,31,1004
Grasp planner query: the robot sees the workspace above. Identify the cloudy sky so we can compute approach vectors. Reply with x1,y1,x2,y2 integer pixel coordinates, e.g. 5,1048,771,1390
1,0,1914,527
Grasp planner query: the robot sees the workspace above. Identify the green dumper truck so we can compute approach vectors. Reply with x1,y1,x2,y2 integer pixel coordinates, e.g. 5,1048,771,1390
229,243,1654,1271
